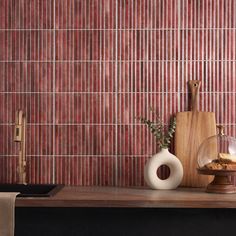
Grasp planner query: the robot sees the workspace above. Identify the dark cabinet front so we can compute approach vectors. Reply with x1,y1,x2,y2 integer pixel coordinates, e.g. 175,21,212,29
15,208,236,236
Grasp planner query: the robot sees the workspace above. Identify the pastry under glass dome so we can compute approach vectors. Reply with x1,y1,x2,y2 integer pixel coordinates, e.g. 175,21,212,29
197,125,236,193
198,126,236,169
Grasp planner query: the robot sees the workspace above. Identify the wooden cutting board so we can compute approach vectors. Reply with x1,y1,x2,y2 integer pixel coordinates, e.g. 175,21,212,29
175,80,217,187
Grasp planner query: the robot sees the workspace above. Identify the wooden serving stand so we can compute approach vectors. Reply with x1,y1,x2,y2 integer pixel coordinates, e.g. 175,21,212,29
197,168,236,194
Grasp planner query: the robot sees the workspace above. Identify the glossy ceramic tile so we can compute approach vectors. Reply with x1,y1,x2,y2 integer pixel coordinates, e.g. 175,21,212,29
27,156,53,184
26,125,53,155
117,156,148,187
0,62,53,93
0,156,18,183
0,0,235,186
55,0,116,29
55,156,116,185
117,0,179,29
0,31,53,61
56,30,116,61
0,0,54,29
55,62,116,92
55,125,116,155
55,93,116,124
0,94,52,124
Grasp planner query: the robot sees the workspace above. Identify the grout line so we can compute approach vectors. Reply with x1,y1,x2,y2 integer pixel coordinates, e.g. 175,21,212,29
114,0,118,186
177,0,184,111
1,59,236,62
132,0,136,185
38,0,41,183
220,1,224,124
52,0,56,184
1,28,236,31
0,154,155,157
1,91,236,94
1,123,236,126
98,1,102,186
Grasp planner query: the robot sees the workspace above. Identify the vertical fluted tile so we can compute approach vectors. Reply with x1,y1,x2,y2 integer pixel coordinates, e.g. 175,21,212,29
117,156,148,187
26,125,53,156
55,125,116,156
55,156,116,186
0,156,18,184
0,0,53,29
0,0,236,187
55,0,116,29
27,156,53,184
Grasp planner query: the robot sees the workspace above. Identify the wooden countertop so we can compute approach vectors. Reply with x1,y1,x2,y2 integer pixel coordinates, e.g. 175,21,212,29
15,186,236,208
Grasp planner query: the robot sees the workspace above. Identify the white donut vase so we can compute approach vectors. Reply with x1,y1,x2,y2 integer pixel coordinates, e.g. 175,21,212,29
144,148,183,190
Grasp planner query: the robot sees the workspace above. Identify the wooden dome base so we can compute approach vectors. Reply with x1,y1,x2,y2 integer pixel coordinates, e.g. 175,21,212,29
197,168,236,194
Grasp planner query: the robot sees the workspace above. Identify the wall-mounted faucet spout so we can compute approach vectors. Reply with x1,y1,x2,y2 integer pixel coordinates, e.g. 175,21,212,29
14,110,27,184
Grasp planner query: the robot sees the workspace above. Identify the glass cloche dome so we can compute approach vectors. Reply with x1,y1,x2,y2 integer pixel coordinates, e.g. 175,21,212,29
198,125,236,170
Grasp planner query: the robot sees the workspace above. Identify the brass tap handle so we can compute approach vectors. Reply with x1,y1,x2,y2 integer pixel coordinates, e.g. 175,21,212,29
14,110,27,184
217,125,225,136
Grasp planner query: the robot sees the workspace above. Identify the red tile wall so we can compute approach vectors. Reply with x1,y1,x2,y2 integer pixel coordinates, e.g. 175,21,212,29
0,0,235,186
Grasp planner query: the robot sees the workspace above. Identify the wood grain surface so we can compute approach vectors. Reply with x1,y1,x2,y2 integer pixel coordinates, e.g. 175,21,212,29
15,186,236,208
175,81,217,187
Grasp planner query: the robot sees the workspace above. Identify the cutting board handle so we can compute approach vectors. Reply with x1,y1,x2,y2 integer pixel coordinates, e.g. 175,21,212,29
189,80,201,112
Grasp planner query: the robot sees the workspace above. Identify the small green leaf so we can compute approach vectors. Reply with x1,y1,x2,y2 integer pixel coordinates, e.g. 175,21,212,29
136,113,176,149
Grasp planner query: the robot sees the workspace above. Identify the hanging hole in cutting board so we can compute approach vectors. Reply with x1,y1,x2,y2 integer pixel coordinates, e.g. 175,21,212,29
156,165,170,180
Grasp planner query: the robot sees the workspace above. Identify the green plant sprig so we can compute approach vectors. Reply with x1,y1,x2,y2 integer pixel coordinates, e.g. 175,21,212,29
136,108,176,149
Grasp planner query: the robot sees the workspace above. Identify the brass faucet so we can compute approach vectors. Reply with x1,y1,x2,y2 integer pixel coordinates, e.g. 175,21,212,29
14,110,27,184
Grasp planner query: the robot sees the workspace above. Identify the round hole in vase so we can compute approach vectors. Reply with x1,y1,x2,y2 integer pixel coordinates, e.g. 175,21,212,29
144,148,183,190
156,165,170,180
